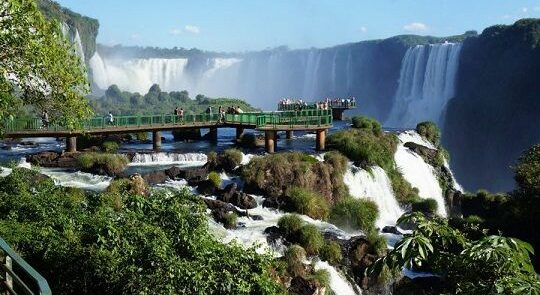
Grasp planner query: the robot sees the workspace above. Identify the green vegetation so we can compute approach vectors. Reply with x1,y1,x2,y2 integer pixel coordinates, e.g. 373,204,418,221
207,171,222,188
298,224,325,255
37,0,99,61
133,132,148,141
284,245,307,277
77,153,129,175
101,141,119,153
366,230,388,256
327,121,397,171
243,152,347,204
514,144,540,197
222,148,243,168
351,116,382,135
1,0,92,136
223,212,238,229
277,215,325,256
369,212,540,294
416,121,440,146
277,214,304,237
0,168,284,294
288,187,330,220
411,198,438,214
320,241,343,265
88,84,259,116
387,169,421,205
330,197,379,232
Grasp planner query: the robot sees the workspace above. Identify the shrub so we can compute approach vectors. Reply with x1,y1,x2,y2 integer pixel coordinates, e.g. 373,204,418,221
324,151,348,176
416,121,440,146
76,153,129,175
278,214,304,237
412,198,439,214
288,187,330,220
310,269,330,291
388,169,420,205
320,240,342,265
352,116,382,135
208,171,222,188
330,197,379,232
207,151,217,165
223,212,238,229
285,245,306,277
367,230,388,256
222,148,243,168
513,144,540,196
298,224,324,255
327,128,397,171
102,141,119,153
464,215,485,224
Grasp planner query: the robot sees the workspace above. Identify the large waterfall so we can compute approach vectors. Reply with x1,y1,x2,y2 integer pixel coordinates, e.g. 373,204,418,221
385,42,462,128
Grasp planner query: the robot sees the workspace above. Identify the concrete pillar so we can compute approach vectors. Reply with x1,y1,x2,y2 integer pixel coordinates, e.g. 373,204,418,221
66,136,77,153
265,131,276,153
236,127,244,140
286,130,293,140
153,131,162,150
316,129,326,151
209,127,218,142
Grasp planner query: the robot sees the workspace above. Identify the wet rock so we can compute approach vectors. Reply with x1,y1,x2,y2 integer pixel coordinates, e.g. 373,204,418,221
203,198,247,228
404,142,438,166
217,183,257,209
393,276,448,295
142,171,168,185
264,226,286,248
172,129,202,141
382,226,402,235
288,276,325,295
250,214,264,221
27,151,78,168
196,180,216,195
164,166,182,179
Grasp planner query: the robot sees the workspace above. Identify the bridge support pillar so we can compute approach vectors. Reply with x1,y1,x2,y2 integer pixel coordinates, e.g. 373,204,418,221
236,127,244,140
153,131,162,150
286,130,293,140
316,129,326,151
66,136,77,153
209,127,218,142
265,131,276,154
332,108,345,121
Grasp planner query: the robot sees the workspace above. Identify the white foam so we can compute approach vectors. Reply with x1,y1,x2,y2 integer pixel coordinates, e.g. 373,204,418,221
314,261,360,295
129,152,207,166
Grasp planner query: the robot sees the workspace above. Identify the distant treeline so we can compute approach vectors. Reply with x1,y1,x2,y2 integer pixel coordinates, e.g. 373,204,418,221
88,84,260,116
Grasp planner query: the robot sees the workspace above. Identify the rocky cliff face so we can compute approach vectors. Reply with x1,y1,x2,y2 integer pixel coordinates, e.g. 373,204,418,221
444,19,540,192
38,0,99,62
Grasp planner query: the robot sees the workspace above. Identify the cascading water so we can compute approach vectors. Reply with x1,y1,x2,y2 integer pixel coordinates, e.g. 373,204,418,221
314,261,361,295
394,132,447,217
385,42,462,128
344,164,404,227
129,152,208,165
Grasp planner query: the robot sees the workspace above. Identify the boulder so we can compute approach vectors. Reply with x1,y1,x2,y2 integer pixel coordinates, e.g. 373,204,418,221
404,142,439,167
164,166,182,179
27,151,78,168
382,226,402,235
288,276,325,295
217,183,257,209
142,171,169,185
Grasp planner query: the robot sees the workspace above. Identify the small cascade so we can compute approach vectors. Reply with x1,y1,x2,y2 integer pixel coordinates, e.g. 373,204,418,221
344,164,404,227
444,158,463,192
314,261,361,295
394,132,447,217
129,152,207,165
73,29,85,62
41,169,112,192
89,52,109,89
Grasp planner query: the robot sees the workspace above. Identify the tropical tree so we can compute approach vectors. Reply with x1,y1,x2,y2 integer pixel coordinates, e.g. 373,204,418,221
369,212,540,294
0,0,92,135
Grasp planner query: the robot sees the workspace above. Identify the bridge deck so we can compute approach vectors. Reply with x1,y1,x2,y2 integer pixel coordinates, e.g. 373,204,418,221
4,110,333,138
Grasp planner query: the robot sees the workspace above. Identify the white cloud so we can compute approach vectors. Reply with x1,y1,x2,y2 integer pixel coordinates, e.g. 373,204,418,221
130,33,141,40
403,22,428,33
184,25,200,34
522,7,528,13
169,28,183,35
359,26,367,33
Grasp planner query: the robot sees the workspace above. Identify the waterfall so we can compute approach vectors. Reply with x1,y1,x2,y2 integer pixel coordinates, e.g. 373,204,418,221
129,152,208,165
89,52,108,89
386,42,462,128
344,164,404,227
314,261,361,295
73,29,85,62
394,132,447,217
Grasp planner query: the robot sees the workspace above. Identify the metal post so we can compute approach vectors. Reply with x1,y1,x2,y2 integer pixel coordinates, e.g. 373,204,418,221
316,129,326,151
66,136,77,153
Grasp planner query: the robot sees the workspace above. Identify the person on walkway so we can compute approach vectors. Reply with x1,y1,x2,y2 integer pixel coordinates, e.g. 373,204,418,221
107,111,114,125
179,108,184,124
218,105,225,123
174,107,179,116
235,105,244,114
41,111,49,129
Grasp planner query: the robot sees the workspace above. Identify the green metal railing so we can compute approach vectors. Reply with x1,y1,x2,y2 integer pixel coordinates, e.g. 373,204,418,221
0,238,51,295
277,100,356,111
5,110,332,133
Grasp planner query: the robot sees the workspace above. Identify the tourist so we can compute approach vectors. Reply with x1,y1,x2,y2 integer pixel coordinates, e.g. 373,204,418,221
179,108,184,123
41,111,49,129
218,105,225,123
174,106,179,116
236,106,244,114
107,111,114,125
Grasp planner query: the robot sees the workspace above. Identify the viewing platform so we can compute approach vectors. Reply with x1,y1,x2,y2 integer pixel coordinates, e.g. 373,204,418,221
277,100,356,120
4,110,333,153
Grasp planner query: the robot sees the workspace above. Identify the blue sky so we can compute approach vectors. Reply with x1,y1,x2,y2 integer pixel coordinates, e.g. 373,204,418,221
56,0,540,52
